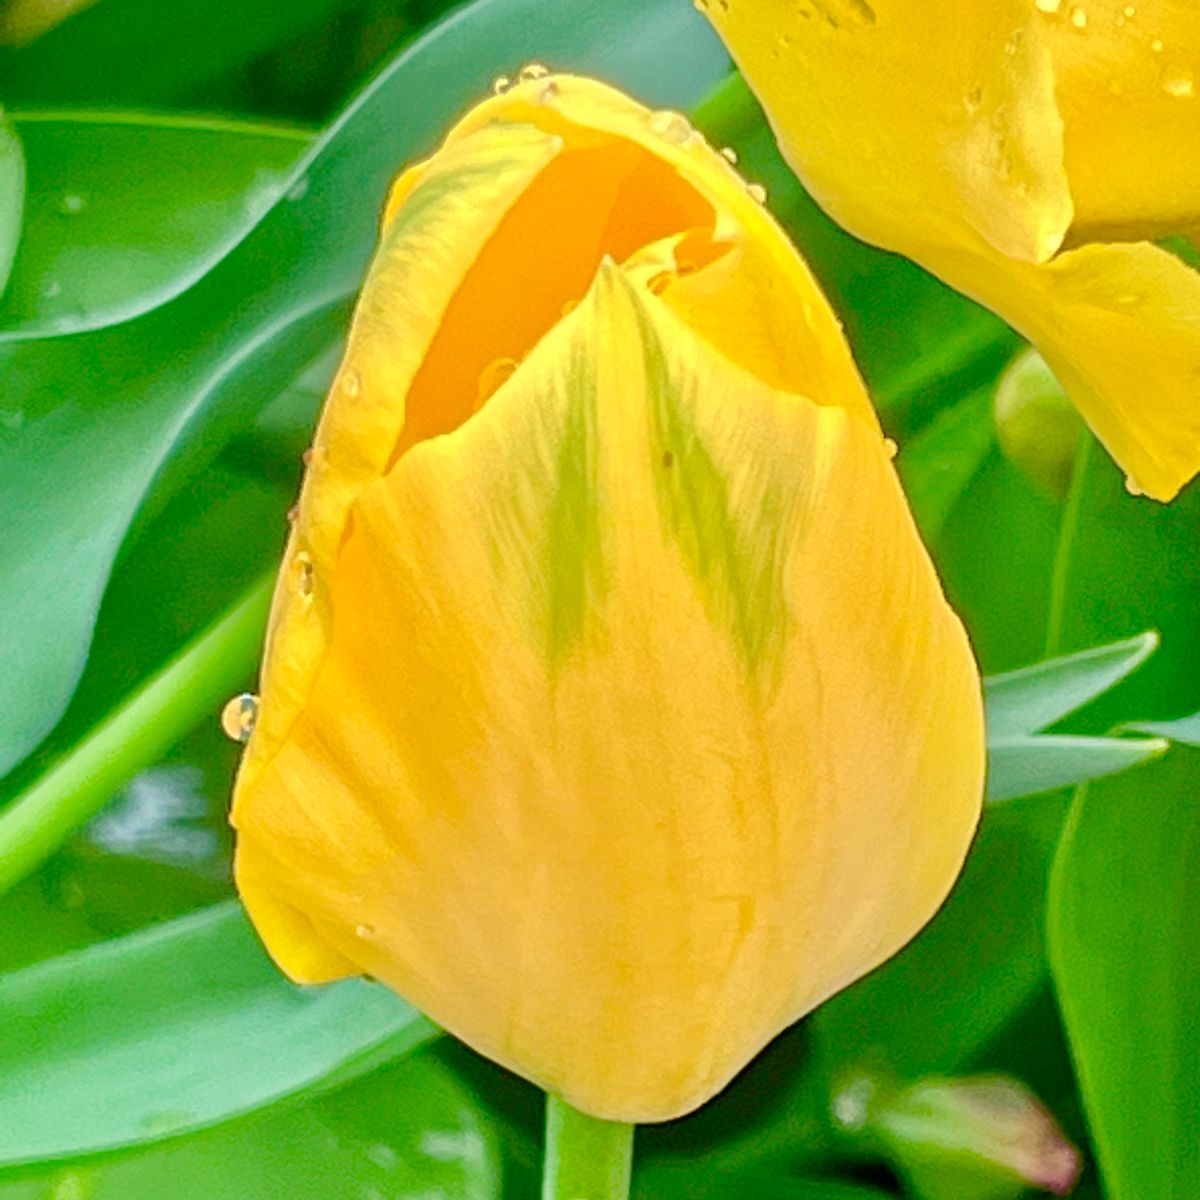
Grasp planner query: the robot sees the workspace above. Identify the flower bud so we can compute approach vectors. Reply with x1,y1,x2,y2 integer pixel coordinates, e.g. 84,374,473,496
229,74,984,1122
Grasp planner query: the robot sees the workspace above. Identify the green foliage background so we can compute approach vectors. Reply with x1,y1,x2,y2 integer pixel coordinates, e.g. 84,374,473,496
0,1,1197,1197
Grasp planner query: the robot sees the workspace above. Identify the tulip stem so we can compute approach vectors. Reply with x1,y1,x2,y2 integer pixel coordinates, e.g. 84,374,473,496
541,1095,634,1200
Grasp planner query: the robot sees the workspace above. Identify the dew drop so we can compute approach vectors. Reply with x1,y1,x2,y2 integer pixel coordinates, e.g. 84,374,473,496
356,923,375,939
1122,3,1135,15
517,62,550,83
537,80,560,103
883,437,898,460
648,109,694,144
294,551,315,599
342,369,362,398
491,74,510,95
1069,5,1088,28
1034,0,1061,12
476,356,520,407
58,193,86,215
719,146,739,164
965,85,983,112
1161,64,1194,97
286,504,299,524
302,446,315,466
1151,37,1164,52
221,693,259,743
746,182,768,204
1124,476,1145,497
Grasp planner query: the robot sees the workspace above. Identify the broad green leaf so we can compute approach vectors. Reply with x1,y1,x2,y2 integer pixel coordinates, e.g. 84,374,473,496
984,632,1159,739
0,1049,498,1199
0,115,23,299
985,734,1167,803
0,0,364,108
0,113,308,340
0,902,438,1166
1048,747,1200,1200
0,0,729,779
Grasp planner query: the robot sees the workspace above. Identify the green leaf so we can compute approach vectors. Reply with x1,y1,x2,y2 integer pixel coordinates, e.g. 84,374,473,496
635,1166,890,1200
1048,747,1200,1200
1128,711,1200,747
0,113,309,340
0,114,23,299
0,1049,498,1199
0,901,437,1167
0,0,365,108
985,733,1167,804
984,632,1159,739
0,0,729,778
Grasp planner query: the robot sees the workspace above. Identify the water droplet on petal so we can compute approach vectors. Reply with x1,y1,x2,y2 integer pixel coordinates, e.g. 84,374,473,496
1124,476,1145,497
965,85,983,112
356,923,375,939
221,693,259,743
719,146,739,164
1069,4,1088,28
1122,3,1135,16
302,446,315,466
286,504,299,524
59,193,86,215
648,109,694,144
1034,0,1061,12
1151,37,1164,52
342,370,362,397
294,551,315,599
883,437,899,460
491,74,510,95
477,357,520,408
1161,64,1194,97
747,182,768,204
517,62,550,83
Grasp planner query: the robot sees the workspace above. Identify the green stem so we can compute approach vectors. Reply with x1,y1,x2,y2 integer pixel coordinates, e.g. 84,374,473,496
1044,436,1093,658
0,573,273,896
541,1095,634,1200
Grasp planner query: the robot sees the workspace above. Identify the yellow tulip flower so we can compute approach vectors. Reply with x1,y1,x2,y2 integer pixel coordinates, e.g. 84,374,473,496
228,73,984,1122
703,0,1200,501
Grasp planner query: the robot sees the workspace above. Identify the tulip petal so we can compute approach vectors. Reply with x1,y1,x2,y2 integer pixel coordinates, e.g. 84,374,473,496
1042,0,1200,240
705,0,1073,264
234,262,982,1121
935,238,1200,501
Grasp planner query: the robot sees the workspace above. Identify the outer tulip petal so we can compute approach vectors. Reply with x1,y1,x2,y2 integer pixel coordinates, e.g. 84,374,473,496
1042,0,1200,241
705,0,1073,265
924,238,1200,500
234,263,983,1121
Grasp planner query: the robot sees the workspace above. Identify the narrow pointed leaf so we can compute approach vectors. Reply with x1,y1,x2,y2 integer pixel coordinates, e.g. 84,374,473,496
984,631,1159,739
986,733,1166,803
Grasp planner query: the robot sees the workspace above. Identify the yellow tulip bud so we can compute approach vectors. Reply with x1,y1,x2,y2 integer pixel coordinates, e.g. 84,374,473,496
229,74,984,1122
705,0,1200,501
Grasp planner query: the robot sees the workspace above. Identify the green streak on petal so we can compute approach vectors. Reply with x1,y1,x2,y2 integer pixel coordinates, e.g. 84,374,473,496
545,328,604,667
634,295,803,681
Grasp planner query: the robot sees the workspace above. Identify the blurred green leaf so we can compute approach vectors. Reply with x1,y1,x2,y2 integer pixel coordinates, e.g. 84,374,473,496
0,0,366,108
985,734,1166,804
0,0,729,779
1131,711,1200,746
0,113,308,339
1048,747,1200,1200
0,1049,498,1199
984,632,1159,739
635,1165,892,1200
0,901,437,1167
896,386,995,543
0,113,23,298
